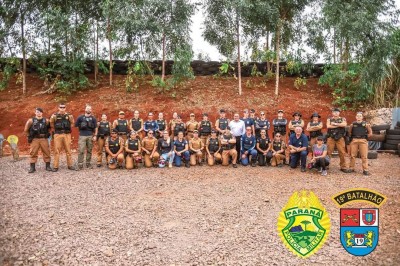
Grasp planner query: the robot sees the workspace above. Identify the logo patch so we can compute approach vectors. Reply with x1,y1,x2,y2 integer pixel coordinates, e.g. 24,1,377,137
332,189,386,256
277,191,330,258
340,208,379,256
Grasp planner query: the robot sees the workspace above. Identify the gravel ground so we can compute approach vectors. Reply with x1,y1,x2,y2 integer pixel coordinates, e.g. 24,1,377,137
1,153,399,265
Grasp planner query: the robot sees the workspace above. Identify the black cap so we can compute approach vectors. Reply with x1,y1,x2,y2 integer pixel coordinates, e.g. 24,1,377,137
332,107,341,112
292,112,302,117
220,109,225,113
311,112,321,119
35,107,43,113
278,110,284,113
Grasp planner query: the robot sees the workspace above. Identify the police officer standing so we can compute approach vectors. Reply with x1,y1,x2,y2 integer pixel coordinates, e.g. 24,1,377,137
95,113,111,167
156,112,167,139
242,109,255,135
326,108,349,173
215,109,229,135
348,112,372,175
172,115,186,139
255,111,270,138
144,112,159,136
75,105,97,169
186,113,199,140
229,113,246,158
272,110,288,140
129,110,144,140
306,112,323,149
199,113,212,156
288,112,304,136
113,111,130,142
50,103,75,172
24,107,52,173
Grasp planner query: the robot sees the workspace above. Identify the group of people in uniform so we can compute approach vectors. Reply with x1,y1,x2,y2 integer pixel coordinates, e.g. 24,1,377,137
24,104,372,175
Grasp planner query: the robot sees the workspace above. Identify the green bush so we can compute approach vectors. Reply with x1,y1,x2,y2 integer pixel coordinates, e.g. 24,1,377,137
0,58,21,91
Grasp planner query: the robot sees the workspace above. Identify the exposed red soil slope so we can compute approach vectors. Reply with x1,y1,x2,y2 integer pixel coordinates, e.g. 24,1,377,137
0,74,357,153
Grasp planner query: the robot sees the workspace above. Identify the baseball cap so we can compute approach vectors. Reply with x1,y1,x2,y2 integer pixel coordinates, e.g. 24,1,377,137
332,107,341,112
119,111,125,115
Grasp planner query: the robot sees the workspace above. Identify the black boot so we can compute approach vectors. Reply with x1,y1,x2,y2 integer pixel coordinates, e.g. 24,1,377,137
45,162,53,171
28,163,36,173
251,159,257,167
185,161,190,168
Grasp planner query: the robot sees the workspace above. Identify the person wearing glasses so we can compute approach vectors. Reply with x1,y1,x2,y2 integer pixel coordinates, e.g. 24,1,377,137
141,130,159,167
50,103,75,172
186,113,199,140
256,129,271,166
174,131,190,167
310,135,329,176
267,133,286,167
125,131,142,169
348,112,372,176
144,112,159,136
189,130,204,166
229,113,246,158
158,130,174,168
288,126,309,172
255,111,270,139
113,110,130,142
105,129,125,169
241,126,258,167
129,110,144,140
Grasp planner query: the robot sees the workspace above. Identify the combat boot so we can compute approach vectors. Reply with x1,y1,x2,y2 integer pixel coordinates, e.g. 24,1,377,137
28,163,36,173
45,162,53,171
185,161,190,168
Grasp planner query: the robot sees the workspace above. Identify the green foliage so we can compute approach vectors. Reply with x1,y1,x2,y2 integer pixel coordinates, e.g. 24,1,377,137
294,77,307,89
217,62,235,77
251,64,262,77
126,60,153,93
0,58,20,90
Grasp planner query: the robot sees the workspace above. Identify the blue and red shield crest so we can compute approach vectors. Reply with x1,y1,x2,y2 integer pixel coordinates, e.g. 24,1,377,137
340,208,379,256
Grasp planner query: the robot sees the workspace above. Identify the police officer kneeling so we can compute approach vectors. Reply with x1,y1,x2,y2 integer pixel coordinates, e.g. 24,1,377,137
288,126,308,172
24,107,52,173
105,129,125,169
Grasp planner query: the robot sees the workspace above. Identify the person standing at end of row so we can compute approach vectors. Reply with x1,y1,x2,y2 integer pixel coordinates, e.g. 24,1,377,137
24,107,52,173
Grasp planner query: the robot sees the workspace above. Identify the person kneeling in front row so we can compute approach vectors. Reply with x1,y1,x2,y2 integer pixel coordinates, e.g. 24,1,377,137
288,126,308,172
105,129,125,169
310,135,330,176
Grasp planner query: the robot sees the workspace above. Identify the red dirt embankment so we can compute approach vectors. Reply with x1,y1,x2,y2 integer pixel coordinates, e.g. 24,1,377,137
0,74,357,153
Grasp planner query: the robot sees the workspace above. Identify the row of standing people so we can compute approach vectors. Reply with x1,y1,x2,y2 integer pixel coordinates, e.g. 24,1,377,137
24,104,372,175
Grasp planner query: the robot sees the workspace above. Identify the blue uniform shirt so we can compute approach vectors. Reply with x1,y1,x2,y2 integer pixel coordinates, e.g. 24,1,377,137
289,133,309,148
241,117,254,128
241,134,256,153
144,120,159,132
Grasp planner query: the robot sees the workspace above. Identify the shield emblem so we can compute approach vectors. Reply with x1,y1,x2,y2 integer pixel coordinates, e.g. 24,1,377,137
340,208,379,256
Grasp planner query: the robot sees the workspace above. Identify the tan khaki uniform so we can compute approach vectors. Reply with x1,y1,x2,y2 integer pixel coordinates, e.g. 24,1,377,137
105,136,125,169
186,121,199,140
50,113,74,168
24,117,51,164
141,136,160,167
189,137,204,165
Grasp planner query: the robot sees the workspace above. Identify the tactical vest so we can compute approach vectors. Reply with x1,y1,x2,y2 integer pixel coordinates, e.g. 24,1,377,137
187,121,198,132
157,119,166,131
327,117,345,140
221,134,234,150
256,119,269,135
351,121,368,139
273,118,287,135
242,135,254,150
289,119,303,134
257,137,269,150
174,139,187,151
174,123,185,136
79,115,95,131
143,137,156,151
309,122,322,138
272,140,283,152
30,117,49,138
208,138,219,153
199,121,211,135
127,138,140,151
159,139,172,154
190,138,202,150
108,137,120,154
116,119,129,134
131,118,142,131
218,118,228,130
54,113,71,134
145,120,157,131
98,122,111,137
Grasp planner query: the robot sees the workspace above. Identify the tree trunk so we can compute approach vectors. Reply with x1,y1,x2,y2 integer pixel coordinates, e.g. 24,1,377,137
161,32,166,81
236,14,242,95
107,16,113,86
333,29,336,64
94,21,99,84
274,20,281,97
21,13,26,95
266,31,271,73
